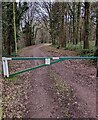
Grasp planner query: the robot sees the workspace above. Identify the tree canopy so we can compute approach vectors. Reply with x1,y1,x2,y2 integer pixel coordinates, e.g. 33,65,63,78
2,2,98,56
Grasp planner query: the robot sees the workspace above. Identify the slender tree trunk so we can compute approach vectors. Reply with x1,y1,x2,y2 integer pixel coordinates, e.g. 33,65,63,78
72,2,76,44
59,2,66,47
95,7,98,48
6,4,13,55
83,2,90,49
13,2,17,54
76,2,81,44
50,3,56,45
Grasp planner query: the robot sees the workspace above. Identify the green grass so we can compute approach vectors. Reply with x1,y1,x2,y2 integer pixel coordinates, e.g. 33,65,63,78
65,41,96,56
52,41,96,56
4,76,16,81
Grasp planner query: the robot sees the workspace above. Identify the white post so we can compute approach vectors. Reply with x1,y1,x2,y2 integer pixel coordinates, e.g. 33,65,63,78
2,57,6,77
2,57,10,77
5,58,9,77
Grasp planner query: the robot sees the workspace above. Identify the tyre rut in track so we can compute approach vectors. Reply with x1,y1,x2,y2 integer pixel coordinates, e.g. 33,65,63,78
25,45,63,118
23,44,96,118
40,44,96,118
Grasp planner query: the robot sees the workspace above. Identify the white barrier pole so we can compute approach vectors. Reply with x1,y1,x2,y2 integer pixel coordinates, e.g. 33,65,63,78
2,57,11,77
2,57,7,77
5,58,9,77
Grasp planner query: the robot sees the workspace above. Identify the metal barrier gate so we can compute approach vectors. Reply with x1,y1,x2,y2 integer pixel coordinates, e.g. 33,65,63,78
2,56,98,78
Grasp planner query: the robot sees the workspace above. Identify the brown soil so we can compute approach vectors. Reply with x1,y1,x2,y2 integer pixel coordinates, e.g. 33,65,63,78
2,44,96,118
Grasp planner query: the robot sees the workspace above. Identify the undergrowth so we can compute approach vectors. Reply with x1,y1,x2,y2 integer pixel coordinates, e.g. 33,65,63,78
52,41,96,56
65,41,96,56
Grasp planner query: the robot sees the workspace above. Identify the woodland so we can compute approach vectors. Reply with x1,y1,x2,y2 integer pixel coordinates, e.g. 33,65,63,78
2,2,98,55
1,2,98,118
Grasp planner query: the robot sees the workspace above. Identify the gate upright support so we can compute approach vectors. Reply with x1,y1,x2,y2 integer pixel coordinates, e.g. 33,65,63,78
2,57,12,77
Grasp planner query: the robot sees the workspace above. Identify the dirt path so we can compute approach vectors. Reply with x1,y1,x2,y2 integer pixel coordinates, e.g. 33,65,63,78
25,45,62,118
22,44,96,118
49,59,96,117
3,44,96,118
41,45,96,118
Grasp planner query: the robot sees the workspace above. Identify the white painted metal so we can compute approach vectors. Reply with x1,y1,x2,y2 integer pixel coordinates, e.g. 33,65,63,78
2,57,10,77
5,58,9,77
45,58,50,65
2,57,7,77
6,58,12,60
52,57,59,60
2,57,6,76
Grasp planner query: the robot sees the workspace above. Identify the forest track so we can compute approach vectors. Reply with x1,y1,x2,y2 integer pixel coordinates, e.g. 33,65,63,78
3,44,96,118
24,44,63,118
23,44,96,118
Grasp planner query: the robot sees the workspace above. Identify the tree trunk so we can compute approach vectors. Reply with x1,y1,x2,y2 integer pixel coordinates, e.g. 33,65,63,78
59,2,66,48
76,2,81,44
72,2,76,44
83,2,90,49
95,7,98,48
7,3,14,55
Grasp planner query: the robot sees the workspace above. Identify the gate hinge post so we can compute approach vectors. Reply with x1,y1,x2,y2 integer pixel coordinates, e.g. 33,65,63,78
2,57,9,77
